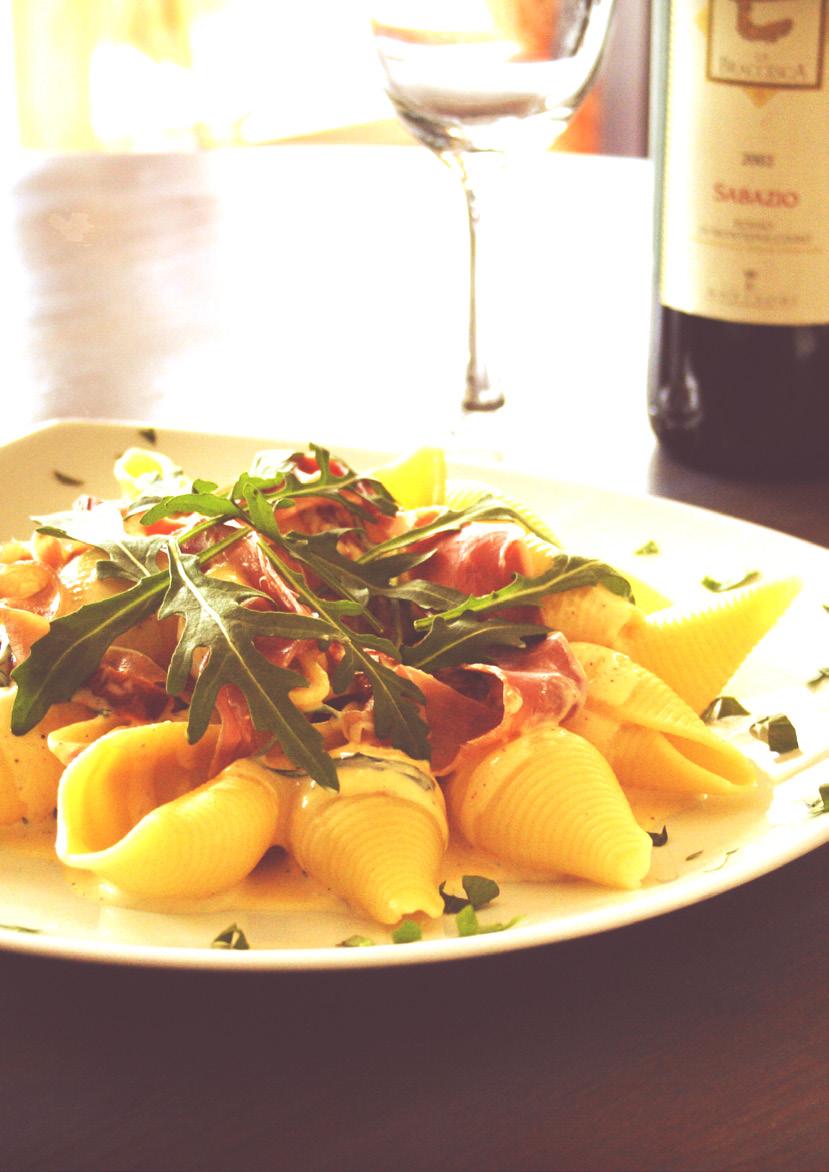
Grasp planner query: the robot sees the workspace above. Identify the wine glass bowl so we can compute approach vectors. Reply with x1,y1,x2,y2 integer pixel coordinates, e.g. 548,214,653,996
373,1,616,155
371,0,617,417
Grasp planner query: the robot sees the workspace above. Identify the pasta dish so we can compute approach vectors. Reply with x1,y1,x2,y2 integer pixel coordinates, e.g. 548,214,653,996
0,444,801,942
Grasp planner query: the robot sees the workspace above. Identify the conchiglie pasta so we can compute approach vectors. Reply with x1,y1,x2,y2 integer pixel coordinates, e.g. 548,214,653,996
370,447,446,508
0,686,91,824
447,723,652,889
282,746,449,923
564,643,756,795
56,722,280,899
619,577,801,712
539,582,645,646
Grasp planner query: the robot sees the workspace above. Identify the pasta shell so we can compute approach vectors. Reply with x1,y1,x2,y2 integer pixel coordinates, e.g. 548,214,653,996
56,722,280,899
565,642,755,794
369,448,446,508
539,583,645,646
284,746,448,923
620,577,801,713
447,723,652,889
0,686,90,824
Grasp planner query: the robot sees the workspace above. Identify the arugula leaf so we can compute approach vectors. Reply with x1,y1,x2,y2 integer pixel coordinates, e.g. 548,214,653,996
403,614,547,672
211,923,250,950
140,489,244,527
749,713,799,755
412,556,632,631
254,536,431,762
38,526,168,583
158,545,339,789
700,695,750,723
11,572,168,733
358,498,543,564
702,570,760,593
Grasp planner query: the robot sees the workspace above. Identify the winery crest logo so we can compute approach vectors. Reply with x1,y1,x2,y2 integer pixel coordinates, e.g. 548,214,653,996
734,1,793,44
706,0,826,90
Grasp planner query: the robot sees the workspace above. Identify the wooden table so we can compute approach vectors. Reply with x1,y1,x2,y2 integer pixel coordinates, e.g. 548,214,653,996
1,147,827,1172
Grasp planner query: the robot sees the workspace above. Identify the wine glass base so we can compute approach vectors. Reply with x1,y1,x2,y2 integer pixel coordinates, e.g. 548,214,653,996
462,388,505,412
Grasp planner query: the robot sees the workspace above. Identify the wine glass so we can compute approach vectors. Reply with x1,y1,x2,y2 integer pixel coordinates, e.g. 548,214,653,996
370,0,617,422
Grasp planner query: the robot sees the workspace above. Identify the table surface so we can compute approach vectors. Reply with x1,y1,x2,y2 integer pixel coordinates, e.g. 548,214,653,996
1,146,827,1172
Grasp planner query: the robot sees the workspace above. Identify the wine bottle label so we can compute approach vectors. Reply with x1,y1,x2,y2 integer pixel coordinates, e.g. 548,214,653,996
660,0,829,325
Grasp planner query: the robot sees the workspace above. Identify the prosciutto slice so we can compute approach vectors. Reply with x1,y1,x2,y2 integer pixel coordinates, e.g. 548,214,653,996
396,632,587,774
415,520,534,596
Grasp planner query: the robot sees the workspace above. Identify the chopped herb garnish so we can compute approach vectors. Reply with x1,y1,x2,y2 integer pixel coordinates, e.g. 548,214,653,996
648,825,669,847
138,427,158,445
704,848,739,873
439,874,500,914
807,783,829,817
700,695,750,723
635,540,660,556
0,923,42,934
338,934,375,948
53,470,84,487
807,667,829,690
391,919,422,944
749,714,799,755
685,850,703,862
701,570,759,593
211,923,250,950
455,905,520,937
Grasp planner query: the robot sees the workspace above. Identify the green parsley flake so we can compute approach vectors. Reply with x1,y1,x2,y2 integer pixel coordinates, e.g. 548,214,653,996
439,874,500,914
338,934,375,948
391,919,422,944
635,540,660,556
808,783,829,817
52,470,85,487
701,571,759,593
455,905,521,938
700,696,750,723
211,922,250,950
749,714,799,755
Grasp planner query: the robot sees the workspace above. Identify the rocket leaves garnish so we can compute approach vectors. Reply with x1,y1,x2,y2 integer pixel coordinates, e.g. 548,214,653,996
158,545,340,789
11,573,168,733
37,526,169,583
403,614,547,672
10,445,631,791
411,555,633,633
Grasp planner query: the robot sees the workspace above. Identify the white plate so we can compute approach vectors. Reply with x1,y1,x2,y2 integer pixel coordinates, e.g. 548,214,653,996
0,420,827,970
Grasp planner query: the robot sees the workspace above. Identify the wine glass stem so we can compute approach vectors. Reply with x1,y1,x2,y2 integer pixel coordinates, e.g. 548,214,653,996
456,155,505,413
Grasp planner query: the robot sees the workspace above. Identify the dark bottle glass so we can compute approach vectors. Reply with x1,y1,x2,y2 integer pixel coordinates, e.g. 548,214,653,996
647,3,829,478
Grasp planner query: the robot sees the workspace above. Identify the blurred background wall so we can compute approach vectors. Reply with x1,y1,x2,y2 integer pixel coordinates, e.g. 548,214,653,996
5,0,649,156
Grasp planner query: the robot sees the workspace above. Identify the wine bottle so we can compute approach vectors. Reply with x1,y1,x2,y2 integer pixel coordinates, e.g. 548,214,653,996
648,1,829,477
